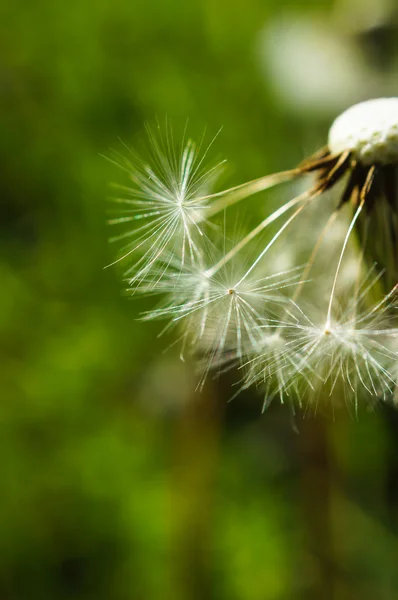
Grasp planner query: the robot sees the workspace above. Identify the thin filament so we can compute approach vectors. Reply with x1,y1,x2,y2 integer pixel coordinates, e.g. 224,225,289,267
291,209,340,308
326,187,370,325
234,193,314,287
205,189,311,278
201,169,300,218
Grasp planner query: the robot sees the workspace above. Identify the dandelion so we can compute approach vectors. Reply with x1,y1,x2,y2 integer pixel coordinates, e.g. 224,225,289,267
108,98,398,410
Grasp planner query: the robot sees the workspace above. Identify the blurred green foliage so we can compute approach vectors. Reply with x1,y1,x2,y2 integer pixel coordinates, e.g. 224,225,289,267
2,0,398,598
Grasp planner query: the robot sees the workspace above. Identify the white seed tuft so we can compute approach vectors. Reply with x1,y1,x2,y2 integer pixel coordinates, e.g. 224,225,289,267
328,98,398,165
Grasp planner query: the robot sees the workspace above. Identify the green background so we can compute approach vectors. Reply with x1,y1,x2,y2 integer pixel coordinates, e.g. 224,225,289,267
2,0,398,598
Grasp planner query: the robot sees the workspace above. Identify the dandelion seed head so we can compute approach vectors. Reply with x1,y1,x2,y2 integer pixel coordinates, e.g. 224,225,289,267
107,112,398,412
328,98,398,165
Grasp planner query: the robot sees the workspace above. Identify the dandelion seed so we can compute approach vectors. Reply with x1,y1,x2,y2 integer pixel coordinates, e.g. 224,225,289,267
188,262,298,387
277,275,398,412
138,240,301,384
106,125,226,285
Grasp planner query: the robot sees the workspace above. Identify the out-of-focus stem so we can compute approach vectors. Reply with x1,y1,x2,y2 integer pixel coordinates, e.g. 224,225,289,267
297,414,336,600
